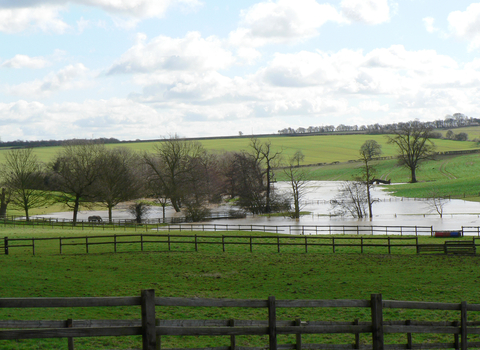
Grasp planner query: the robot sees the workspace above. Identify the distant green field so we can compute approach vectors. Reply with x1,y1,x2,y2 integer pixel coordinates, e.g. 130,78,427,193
0,132,479,207
438,125,480,140
1,133,478,165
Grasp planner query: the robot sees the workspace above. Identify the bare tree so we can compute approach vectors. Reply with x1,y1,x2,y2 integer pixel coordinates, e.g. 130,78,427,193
128,201,151,224
330,181,368,218
143,136,207,212
359,140,382,219
386,121,436,183
50,141,104,225
227,151,266,214
0,148,48,221
249,138,282,213
282,158,310,219
425,188,447,218
0,188,10,218
292,150,305,166
92,147,143,223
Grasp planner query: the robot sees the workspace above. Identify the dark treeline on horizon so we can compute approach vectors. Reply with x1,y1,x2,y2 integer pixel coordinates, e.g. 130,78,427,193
2,113,480,149
0,137,123,149
278,113,480,135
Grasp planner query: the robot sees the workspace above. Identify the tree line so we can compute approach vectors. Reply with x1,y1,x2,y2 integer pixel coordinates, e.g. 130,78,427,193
0,137,308,224
278,113,479,137
0,121,437,223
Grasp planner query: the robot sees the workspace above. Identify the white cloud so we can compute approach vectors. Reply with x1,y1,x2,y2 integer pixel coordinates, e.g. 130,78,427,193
358,100,389,112
423,17,438,33
78,0,202,18
448,2,480,50
363,45,458,71
340,0,391,25
0,5,69,33
229,0,346,47
0,0,201,33
7,64,90,98
1,54,50,69
108,32,235,75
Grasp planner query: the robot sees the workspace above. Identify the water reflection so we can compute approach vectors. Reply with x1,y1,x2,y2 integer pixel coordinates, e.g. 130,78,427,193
201,181,480,231
36,181,480,231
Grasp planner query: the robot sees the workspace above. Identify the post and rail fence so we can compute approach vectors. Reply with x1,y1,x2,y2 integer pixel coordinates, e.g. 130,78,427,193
2,233,479,256
1,291,480,350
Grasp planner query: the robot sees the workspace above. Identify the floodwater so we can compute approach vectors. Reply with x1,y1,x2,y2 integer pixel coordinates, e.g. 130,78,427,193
33,181,480,232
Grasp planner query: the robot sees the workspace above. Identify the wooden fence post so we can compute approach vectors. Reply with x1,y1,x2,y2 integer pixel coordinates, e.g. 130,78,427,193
4,236,8,255
141,289,157,350
156,319,161,350
354,319,360,349
406,320,412,349
454,321,460,350
461,301,467,350
229,319,236,350
67,318,74,350
371,293,384,350
295,318,302,350
268,296,277,350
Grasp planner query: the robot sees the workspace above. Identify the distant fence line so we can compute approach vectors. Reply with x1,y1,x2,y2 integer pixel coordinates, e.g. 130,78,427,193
299,197,432,206
1,291,480,350
3,232,479,256
1,211,246,228
3,222,480,237
157,224,435,236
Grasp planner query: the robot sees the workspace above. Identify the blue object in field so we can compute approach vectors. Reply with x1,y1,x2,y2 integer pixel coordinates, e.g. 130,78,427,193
434,231,462,237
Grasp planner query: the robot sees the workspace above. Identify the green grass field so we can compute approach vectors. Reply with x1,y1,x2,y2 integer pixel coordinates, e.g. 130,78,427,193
1,133,479,165
2,227,480,349
2,131,480,214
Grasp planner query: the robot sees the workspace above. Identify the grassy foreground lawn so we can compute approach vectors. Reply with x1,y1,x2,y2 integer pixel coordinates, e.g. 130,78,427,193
1,228,480,349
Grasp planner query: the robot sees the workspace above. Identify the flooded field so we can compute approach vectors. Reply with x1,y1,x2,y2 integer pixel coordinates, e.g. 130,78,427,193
34,181,480,232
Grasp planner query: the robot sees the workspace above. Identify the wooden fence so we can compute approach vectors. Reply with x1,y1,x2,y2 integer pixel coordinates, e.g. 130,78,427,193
2,291,480,350
156,224,435,236
2,234,478,256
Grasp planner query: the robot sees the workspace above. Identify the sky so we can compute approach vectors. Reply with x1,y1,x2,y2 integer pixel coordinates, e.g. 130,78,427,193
1,0,480,141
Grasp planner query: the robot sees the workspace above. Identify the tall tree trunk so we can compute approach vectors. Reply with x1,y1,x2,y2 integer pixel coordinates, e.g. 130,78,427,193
411,168,417,183
365,164,373,220
73,195,80,225
265,165,271,213
171,197,181,212
108,204,113,223
0,188,8,218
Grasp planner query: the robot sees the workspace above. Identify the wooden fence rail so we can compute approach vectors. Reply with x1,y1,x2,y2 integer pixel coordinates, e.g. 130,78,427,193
1,291,480,350
157,224,435,236
3,234,479,256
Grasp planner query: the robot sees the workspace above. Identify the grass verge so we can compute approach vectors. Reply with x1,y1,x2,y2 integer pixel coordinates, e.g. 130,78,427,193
1,227,480,349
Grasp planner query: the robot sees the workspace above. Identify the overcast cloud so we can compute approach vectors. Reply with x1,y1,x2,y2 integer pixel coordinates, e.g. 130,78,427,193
0,0,479,141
